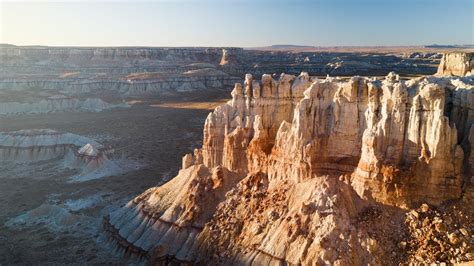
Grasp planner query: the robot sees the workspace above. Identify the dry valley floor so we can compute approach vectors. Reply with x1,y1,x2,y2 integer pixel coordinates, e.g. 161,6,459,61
0,94,226,264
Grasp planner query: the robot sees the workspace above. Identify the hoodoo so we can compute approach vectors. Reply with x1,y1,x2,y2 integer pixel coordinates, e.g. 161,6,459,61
105,54,474,264
436,52,473,76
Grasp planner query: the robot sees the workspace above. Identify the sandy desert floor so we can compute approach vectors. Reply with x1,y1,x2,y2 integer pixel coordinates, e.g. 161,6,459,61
0,93,228,264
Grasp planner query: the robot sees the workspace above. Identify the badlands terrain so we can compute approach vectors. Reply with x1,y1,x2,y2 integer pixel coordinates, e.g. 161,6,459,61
106,51,474,265
0,45,472,264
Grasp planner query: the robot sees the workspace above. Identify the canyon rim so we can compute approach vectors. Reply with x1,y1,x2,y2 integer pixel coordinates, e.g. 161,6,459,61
1,0,473,264
105,53,474,265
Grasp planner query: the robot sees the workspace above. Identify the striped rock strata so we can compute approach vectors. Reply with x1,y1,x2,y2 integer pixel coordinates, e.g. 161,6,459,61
106,71,473,264
436,52,473,77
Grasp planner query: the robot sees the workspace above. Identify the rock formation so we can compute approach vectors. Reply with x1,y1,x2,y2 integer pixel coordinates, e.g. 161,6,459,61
0,129,103,161
436,52,473,76
0,70,241,97
0,46,235,62
105,60,474,264
0,129,126,182
0,45,449,99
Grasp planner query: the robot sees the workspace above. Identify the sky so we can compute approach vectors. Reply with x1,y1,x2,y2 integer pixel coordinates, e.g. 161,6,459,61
0,0,473,47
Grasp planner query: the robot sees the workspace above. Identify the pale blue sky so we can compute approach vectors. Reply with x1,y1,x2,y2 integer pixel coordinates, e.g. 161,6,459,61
1,0,473,47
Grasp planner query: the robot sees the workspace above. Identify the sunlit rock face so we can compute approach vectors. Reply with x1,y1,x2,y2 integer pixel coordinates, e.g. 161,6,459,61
351,74,471,206
436,52,473,77
106,68,473,264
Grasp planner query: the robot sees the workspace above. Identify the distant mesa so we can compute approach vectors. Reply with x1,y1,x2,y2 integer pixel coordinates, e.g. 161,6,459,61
0,43,17,47
270,44,317,49
425,44,474,49
247,44,317,51
0,97,127,116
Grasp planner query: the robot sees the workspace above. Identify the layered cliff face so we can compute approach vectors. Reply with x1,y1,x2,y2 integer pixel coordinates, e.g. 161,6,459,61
0,46,241,97
0,46,445,99
0,129,104,161
106,69,473,264
0,46,237,63
0,129,130,182
437,52,473,76
0,97,126,115
0,71,240,97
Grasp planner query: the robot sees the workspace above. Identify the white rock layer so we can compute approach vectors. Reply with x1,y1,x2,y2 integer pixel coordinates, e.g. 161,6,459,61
106,71,474,264
0,97,125,115
0,129,126,182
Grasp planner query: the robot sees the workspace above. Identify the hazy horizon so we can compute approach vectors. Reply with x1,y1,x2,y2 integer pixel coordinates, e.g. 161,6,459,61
1,43,474,48
1,0,473,47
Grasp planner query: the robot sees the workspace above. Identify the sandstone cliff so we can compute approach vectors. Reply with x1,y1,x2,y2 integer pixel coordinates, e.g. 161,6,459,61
437,52,474,76
105,69,473,264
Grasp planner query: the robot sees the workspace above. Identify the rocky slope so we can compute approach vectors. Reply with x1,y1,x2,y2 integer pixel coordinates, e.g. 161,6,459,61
105,53,474,264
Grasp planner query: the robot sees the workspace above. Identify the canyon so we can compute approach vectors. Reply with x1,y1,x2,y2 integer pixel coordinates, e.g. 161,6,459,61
106,52,473,264
0,97,127,115
0,45,449,118
0,45,472,264
0,45,444,99
0,97,211,264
